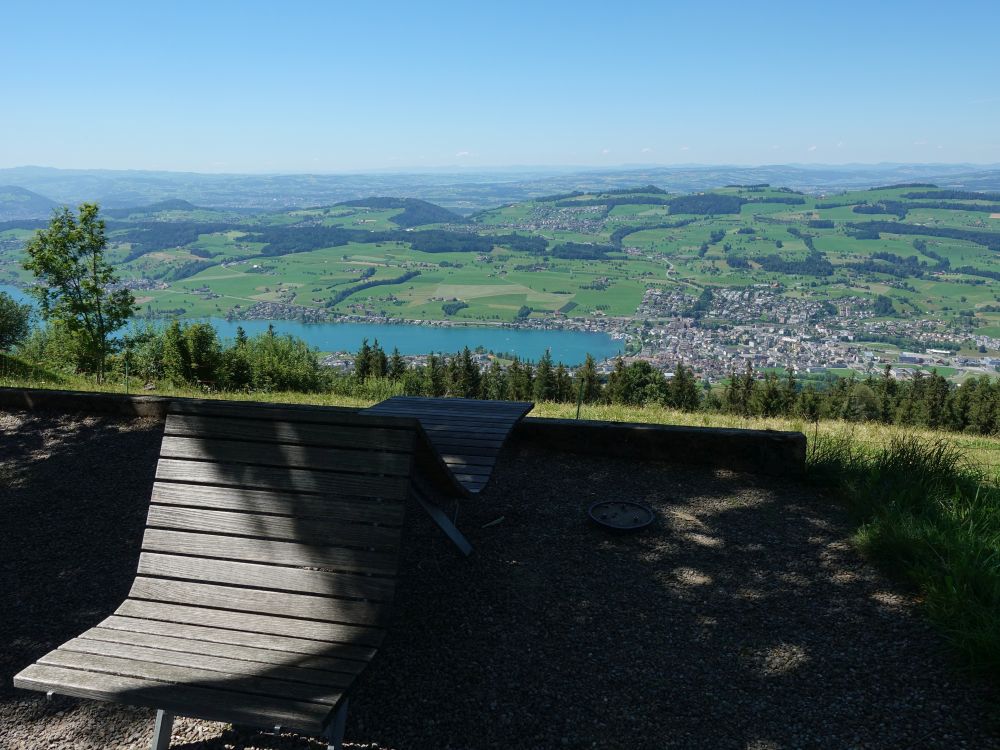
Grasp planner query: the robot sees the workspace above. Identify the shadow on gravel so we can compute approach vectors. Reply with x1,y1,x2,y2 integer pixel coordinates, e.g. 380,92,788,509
1,412,162,720
5,413,999,750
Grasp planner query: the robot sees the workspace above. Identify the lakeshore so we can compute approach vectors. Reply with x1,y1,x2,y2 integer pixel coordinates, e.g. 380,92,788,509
0,284,621,364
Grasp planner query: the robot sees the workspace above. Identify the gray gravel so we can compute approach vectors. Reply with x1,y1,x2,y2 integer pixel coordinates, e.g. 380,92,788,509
2,410,998,749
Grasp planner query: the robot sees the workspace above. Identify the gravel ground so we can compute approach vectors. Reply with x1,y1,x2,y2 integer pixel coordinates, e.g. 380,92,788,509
2,410,998,749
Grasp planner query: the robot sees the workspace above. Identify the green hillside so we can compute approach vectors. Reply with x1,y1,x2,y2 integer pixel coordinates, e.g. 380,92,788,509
0,185,57,221
2,184,999,342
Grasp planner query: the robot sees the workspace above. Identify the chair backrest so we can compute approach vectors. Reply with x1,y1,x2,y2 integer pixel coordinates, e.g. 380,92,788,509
365,396,533,496
126,400,419,651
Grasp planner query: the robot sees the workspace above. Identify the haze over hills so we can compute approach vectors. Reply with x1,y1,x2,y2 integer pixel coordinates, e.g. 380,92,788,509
2,163,1000,218
0,185,57,221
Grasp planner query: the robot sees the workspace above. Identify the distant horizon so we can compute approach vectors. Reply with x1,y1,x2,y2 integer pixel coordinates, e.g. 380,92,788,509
4,160,999,179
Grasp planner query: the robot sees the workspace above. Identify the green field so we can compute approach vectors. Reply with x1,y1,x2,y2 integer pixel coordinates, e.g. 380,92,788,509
2,185,999,332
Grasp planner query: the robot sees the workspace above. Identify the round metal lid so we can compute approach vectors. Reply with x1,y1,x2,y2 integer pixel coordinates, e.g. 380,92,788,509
588,500,655,532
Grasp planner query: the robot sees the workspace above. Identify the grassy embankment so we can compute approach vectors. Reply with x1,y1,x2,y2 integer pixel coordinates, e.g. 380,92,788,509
2,362,998,678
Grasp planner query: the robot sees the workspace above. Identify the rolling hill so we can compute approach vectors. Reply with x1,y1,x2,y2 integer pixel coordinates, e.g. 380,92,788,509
0,186,57,221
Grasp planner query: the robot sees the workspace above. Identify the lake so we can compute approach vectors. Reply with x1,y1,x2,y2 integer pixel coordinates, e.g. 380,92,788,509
0,284,620,363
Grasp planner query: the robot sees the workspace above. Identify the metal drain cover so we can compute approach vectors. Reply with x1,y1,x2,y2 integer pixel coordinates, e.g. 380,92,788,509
588,500,654,532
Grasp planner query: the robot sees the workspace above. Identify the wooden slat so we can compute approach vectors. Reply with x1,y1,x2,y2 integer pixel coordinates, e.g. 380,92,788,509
442,463,492,477
424,436,505,449
160,435,412,476
452,473,489,486
378,403,525,417
150,483,405,526
418,422,511,434
367,399,526,413
128,578,388,626
419,426,508,441
169,400,419,430
372,396,531,412
97,616,377,662
13,663,332,733
439,454,496,468
142,529,398,576
137,553,395,602
368,407,525,424
81,626,368,675
165,414,415,452
155,459,409,500
426,442,504,457
145,506,402,550
64,637,356,690
115,600,385,649
38,649,342,708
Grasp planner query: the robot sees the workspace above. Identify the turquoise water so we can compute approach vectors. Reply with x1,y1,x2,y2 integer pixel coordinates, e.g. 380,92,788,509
0,284,620,363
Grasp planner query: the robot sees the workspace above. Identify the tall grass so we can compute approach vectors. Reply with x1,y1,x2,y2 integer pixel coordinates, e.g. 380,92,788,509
812,432,1000,676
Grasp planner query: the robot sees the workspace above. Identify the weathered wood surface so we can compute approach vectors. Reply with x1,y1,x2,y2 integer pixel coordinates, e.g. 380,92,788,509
13,400,417,734
365,396,532,496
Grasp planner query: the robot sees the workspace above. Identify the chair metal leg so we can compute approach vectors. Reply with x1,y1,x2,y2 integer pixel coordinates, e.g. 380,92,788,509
413,486,472,556
150,709,174,750
324,697,349,750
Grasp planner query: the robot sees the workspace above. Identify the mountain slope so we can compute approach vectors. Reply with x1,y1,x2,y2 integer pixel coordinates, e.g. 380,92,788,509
0,186,57,220
335,197,465,228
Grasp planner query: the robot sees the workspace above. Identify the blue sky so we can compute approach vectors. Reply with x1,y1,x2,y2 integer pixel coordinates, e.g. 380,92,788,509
3,0,998,172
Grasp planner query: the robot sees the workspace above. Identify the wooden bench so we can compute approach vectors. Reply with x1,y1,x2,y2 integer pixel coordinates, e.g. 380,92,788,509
365,396,533,496
365,397,532,556
13,400,423,750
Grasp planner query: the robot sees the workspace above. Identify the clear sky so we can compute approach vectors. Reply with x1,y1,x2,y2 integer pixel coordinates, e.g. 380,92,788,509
3,0,998,173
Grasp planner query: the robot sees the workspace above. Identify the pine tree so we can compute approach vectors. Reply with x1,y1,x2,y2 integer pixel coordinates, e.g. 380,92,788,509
354,338,372,380
667,362,701,411
554,362,573,402
388,347,406,381
533,350,556,401
481,359,507,400
607,357,628,404
162,320,190,385
755,371,784,417
781,368,797,415
457,346,481,398
576,353,601,403
426,353,447,396
368,339,388,378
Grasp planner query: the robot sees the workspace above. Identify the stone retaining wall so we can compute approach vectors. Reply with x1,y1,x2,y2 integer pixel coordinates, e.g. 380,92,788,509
0,387,806,476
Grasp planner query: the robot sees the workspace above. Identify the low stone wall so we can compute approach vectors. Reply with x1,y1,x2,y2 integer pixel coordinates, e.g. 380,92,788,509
0,387,807,476
0,387,171,418
515,417,806,476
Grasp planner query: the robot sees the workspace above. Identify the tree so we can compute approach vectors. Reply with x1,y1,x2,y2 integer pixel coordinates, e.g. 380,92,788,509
754,372,784,417
481,359,507,400
425,353,447,396
576,353,601,403
456,346,481,398
24,203,134,380
666,362,701,411
0,292,31,351
608,359,665,406
388,347,406,381
161,320,190,385
222,325,252,389
533,350,556,401
354,338,372,380
554,363,573,402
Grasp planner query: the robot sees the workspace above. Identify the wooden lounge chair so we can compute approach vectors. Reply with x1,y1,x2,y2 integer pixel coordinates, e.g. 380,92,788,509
365,397,533,556
14,400,422,750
